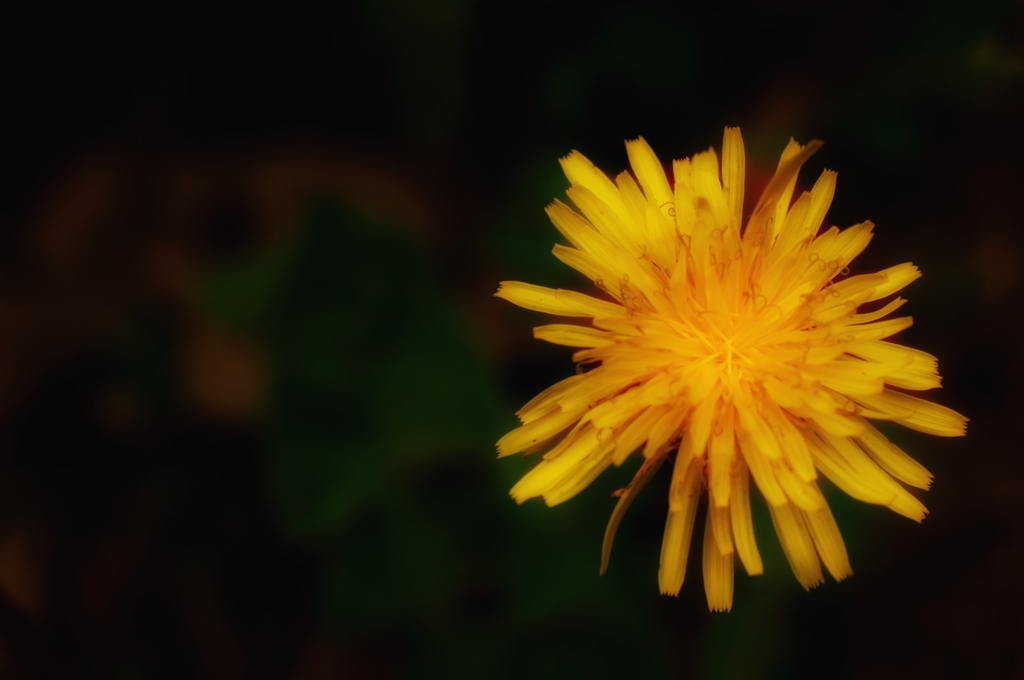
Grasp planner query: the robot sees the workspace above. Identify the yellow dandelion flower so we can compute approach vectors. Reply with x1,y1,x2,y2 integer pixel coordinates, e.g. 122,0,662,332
495,127,967,611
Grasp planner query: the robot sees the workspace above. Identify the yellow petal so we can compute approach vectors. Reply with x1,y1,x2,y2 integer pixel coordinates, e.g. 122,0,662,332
810,427,928,521
566,184,639,255
736,421,786,507
545,199,598,250
707,406,736,507
839,316,914,343
625,137,673,214
865,263,922,302
691,147,730,230
642,407,685,459
543,444,615,506
708,499,734,557
751,138,823,244
810,359,886,397
762,400,816,482
857,389,968,437
659,456,703,595
609,406,667,465
614,170,647,226
547,199,658,293
856,423,933,489
806,221,875,281
799,390,865,437
509,427,597,502
730,465,763,576
721,127,745,233
847,297,907,326
497,406,585,457
703,509,735,612
768,190,811,267
533,323,613,348
804,502,853,581
771,170,837,260
496,281,623,319
551,244,621,291
847,341,941,392
558,150,631,225
672,157,697,237
768,502,824,590
684,393,717,464
774,459,826,512
515,373,589,423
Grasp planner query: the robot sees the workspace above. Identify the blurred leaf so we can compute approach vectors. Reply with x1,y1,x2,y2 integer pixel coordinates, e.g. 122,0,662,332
200,254,288,330
265,197,504,538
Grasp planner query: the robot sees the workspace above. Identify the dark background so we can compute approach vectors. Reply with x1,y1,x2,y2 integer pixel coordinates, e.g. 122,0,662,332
0,1,1020,678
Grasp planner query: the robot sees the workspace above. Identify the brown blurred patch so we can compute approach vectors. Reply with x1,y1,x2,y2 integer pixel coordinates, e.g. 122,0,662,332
184,324,267,421
974,232,1021,298
0,523,42,618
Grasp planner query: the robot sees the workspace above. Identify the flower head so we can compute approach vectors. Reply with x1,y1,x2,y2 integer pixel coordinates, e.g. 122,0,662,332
496,128,967,611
